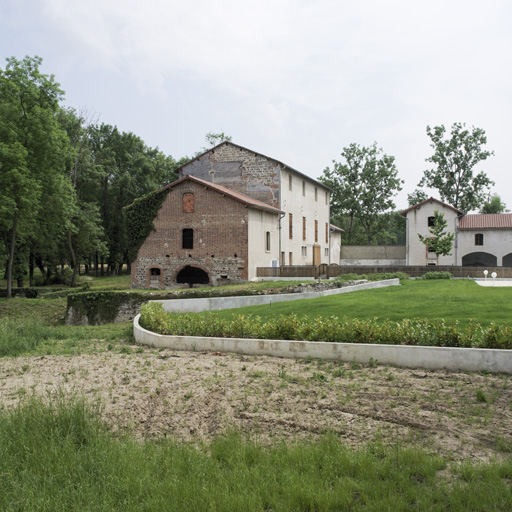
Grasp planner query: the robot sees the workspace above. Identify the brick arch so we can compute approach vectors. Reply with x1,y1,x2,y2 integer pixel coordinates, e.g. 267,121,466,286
173,264,210,287
146,266,164,289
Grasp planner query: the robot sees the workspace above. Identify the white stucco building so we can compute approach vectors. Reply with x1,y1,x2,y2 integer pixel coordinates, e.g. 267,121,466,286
131,142,343,288
401,197,512,267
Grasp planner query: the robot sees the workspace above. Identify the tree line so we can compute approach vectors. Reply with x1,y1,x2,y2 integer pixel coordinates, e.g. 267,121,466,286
0,56,194,297
1,55,503,296
320,122,502,245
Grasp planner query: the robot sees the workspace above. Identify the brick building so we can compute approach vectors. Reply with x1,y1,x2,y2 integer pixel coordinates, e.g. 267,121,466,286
131,142,341,288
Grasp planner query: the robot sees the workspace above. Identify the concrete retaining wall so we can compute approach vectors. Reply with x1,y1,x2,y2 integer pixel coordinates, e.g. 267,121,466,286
134,315,512,374
156,279,399,313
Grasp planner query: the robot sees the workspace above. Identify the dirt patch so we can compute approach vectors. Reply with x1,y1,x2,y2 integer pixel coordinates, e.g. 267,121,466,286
1,345,510,461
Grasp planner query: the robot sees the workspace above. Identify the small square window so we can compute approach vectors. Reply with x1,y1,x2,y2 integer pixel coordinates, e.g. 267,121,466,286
475,233,484,246
428,216,435,227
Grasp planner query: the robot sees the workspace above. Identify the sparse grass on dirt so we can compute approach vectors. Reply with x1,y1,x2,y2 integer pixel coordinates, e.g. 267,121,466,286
1,394,511,512
1,276,512,510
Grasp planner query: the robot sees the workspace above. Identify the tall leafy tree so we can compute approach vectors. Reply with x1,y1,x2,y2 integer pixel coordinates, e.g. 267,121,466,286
480,194,507,214
321,143,403,244
419,123,494,212
0,56,70,297
407,189,428,207
417,210,455,265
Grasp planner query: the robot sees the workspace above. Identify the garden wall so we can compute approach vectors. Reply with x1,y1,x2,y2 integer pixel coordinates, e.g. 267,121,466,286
133,315,512,374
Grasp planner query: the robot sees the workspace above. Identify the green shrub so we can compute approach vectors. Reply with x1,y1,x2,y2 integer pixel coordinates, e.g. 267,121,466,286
335,272,409,284
423,271,453,280
139,302,510,349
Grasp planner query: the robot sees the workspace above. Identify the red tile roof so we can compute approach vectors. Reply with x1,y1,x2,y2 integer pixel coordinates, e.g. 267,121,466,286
159,175,283,215
458,214,512,230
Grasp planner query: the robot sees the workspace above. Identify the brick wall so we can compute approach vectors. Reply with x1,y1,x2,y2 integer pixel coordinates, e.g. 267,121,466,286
131,180,249,289
180,143,281,208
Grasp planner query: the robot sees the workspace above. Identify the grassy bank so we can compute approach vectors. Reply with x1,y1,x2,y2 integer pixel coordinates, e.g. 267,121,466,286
213,280,512,328
1,396,511,512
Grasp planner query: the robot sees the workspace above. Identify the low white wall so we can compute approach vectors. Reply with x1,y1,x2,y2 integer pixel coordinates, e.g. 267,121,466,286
134,315,512,374
156,279,399,313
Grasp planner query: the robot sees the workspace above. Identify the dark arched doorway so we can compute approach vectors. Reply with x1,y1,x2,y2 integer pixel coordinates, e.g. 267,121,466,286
503,253,512,267
176,266,210,287
462,252,497,267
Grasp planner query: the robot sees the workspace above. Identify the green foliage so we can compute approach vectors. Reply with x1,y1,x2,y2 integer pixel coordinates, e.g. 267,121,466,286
2,396,511,511
335,272,410,283
480,194,508,213
139,301,512,349
418,210,455,263
320,142,403,244
123,188,169,263
407,189,428,206
423,271,453,280
419,123,494,212
0,317,54,356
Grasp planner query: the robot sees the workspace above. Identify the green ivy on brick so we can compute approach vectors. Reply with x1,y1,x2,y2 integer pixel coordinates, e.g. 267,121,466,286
123,188,169,263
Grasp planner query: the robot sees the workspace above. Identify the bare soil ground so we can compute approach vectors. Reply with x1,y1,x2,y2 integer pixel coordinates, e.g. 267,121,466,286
1,344,511,462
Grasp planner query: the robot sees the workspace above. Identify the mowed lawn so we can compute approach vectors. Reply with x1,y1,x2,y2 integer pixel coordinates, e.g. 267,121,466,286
213,279,512,328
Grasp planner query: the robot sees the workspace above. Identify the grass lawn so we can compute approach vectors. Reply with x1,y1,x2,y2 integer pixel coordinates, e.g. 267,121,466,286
213,279,512,328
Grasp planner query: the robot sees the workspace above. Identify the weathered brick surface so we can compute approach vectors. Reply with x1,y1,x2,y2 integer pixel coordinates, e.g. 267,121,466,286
180,143,281,208
131,180,249,289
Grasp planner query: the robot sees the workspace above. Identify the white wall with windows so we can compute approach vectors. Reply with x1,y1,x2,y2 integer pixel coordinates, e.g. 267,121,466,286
279,167,331,265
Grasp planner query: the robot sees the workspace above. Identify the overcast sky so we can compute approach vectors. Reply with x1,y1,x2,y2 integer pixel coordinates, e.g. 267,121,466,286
2,0,511,211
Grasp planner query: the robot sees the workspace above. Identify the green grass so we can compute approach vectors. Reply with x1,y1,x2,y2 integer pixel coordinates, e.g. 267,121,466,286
0,395,511,512
213,280,512,328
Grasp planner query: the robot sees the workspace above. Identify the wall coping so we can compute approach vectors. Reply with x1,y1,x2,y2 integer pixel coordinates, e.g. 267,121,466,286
155,278,400,313
134,315,512,374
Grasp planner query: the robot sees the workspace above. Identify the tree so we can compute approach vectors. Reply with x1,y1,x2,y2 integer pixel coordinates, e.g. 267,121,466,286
419,123,494,212
320,143,403,244
0,56,70,297
417,210,455,265
480,194,508,214
407,189,428,207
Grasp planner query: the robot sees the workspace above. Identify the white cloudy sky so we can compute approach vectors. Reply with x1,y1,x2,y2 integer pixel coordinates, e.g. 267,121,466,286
2,0,511,210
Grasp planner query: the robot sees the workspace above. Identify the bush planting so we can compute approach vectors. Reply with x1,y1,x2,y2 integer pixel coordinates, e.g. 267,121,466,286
139,302,512,349
423,271,453,280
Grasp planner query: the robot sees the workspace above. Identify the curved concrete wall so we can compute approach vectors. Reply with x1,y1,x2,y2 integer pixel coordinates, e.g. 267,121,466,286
134,315,512,374
156,279,399,313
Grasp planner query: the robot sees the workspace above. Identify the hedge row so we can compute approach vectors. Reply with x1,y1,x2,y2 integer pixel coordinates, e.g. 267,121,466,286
140,302,512,350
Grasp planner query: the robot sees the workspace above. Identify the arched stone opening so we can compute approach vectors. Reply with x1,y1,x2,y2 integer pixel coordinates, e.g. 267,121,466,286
462,252,497,267
176,265,210,287
503,253,512,267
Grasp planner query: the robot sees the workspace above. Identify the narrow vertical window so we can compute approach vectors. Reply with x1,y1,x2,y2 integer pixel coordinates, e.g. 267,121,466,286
289,252,293,265
302,217,306,241
265,231,271,251
315,187,318,201
183,193,194,213
302,181,305,196
325,191,329,205
325,223,329,243
182,229,193,249
288,174,292,191
315,220,318,243
289,213,293,239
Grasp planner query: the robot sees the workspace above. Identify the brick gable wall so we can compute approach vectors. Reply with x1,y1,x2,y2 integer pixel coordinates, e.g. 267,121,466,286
179,143,281,208
131,180,249,288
